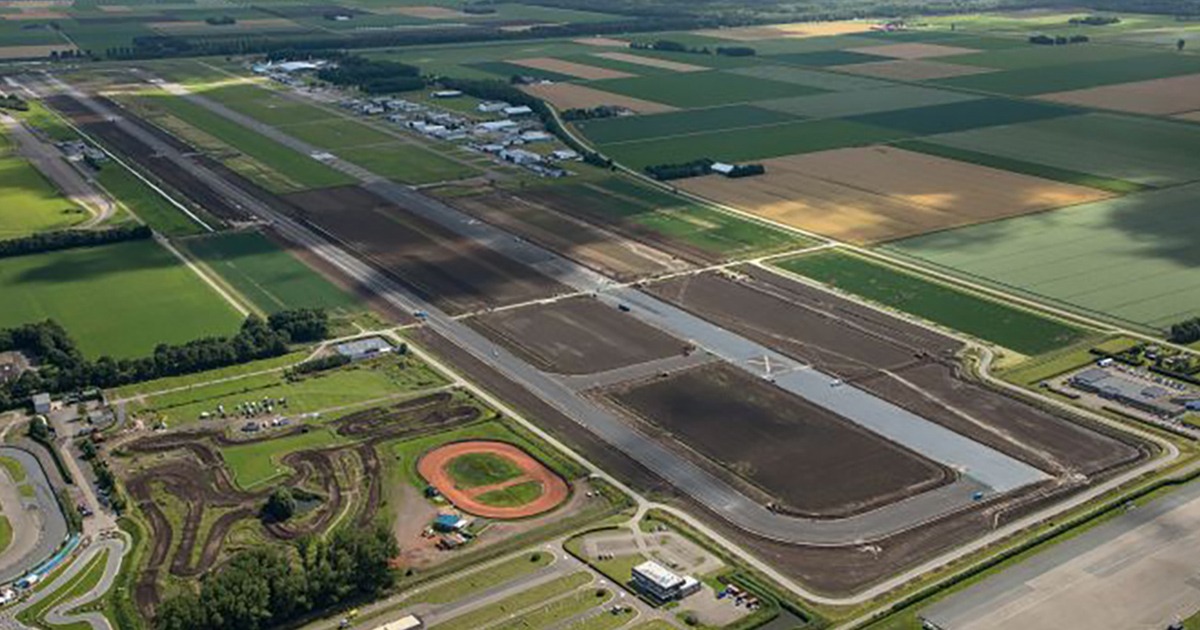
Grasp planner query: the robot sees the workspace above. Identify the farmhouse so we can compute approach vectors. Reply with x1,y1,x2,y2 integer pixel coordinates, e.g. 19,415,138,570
1068,367,1187,418
631,560,701,603
31,393,51,415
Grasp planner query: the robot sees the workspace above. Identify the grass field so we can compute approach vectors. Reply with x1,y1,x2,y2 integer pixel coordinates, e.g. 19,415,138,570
476,481,544,507
0,456,26,483
0,239,242,358
410,552,553,605
887,182,1200,332
0,155,87,238
595,71,818,108
221,426,349,489
603,119,904,169
107,351,305,400
201,83,336,126
335,143,479,185
446,452,524,489
492,588,612,630
433,572,593,630
95,164,206,236
137,354,446,427
581,178,810,257
935,53,1200,95
140,92,353,192
180,230,360,314
926,113,1200,187
0,516,10,557
575,105,796,144
730,64,893,91
756,85,978,118
775,250,1089,354
847,97,1076,135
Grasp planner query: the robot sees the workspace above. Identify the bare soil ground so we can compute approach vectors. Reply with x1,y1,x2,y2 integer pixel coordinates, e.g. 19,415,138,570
676,146,1110,243
592,52,706,72
839,59,997,80
446,189,688,282
0,44,74,59
1040,72,1200,115
468,296,687,375
646,268,1149,477
520,83,677,114
848,42,981,59
281,185,570,315
511,57,636,80
121,392,479,617
574,37,631,47
604,362,951,517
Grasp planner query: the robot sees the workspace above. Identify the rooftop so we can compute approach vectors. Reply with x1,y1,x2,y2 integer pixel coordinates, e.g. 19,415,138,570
633,560,684,589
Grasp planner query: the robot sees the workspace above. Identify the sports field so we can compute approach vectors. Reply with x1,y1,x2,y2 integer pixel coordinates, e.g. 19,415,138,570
0,154,87,238
926,113,1200,187
180,230,360,315
887,182,1200,331
0,239,243,357
775,250,1089,354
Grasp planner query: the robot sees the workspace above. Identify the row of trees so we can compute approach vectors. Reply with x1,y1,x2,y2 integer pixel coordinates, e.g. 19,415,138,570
1069,15,1120,25
0,225,151,260
0,94,28,112
645,158,714,181
316,55,427,94
629,39,756,57
0,309,329,411
1029,34,1090,45
155,526,398,630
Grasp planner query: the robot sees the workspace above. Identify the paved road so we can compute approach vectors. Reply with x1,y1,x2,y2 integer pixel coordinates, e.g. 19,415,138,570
923,479,1200,630
113,74,1052,539
0,447,68,585
0,536,127,630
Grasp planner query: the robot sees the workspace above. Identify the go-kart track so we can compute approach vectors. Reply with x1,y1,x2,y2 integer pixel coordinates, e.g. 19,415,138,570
31,73,1126,548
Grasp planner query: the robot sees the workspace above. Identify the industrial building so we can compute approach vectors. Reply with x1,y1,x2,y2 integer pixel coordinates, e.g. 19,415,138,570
631,560,700,603
1068,367,1187,418
334,337,393,361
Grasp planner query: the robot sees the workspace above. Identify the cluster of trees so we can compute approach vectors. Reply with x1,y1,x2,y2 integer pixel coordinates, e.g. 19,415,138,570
645,158,714,181
726,163,766,178
286,353,350,377
204,16,237,25
81,442,126,513
317,55,426,94
0,225,151,260
0,310,328,411
629,39,756,57
1029,33,1089,45
561,105,626,121
0,94,29,112
155,526,397,630
1069,14,1120,25
263,487,297,522
1169,318,1200,344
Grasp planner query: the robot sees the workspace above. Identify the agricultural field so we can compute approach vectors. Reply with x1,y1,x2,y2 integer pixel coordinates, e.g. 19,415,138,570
886,182,1200,332
0,147,88,238
0,239,243,358
774,250,1090,354
180,230,361,315
675,145,1110,243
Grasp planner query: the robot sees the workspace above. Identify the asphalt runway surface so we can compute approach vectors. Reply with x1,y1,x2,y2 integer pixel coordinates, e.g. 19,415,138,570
923,479,1200,630
35,72,1044,545
0,447,68,584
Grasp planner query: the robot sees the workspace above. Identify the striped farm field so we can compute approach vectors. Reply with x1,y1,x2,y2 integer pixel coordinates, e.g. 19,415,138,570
846,97,1076,135
730,64,893,91
776,250,1088,354
603,119,905,169
935,53,1200,95
595,70,819,108
757,85,979,118
887,182,1200,331
574,104,796,144
926,113,1200,187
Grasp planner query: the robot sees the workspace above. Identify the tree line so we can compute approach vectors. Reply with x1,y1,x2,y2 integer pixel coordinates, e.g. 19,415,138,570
316,55,426,94
0,309,329,411
1169,317,1200,344
0,225,151,260
629,39,756,57
154,525,398,630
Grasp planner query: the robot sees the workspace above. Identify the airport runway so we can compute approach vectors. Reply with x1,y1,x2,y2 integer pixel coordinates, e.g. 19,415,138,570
923,479,1200,630
34,73,1044,545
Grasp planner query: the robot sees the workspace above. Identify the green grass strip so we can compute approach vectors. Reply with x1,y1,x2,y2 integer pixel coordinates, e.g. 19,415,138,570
775,250,1089,355
433,572,592,630
0,456,27,483
895,140,1150,195
492,588,613,630
413,552,553,605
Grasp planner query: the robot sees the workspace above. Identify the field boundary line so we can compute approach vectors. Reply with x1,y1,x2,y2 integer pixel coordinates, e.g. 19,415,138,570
154,234,252,317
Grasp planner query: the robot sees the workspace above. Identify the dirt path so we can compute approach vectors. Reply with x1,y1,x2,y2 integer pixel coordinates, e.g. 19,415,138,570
418,441,569,519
